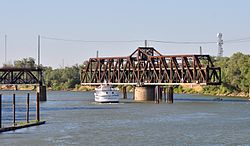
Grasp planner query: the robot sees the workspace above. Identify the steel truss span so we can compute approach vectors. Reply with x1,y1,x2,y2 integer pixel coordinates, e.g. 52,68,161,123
0,67,43,85
81,47,221,86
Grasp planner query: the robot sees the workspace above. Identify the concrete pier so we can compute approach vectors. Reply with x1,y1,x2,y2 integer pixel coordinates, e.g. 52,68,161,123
134,86,155,101
167,86,174,103
37,86,47,101
132,86,135,100
163,87,167,102
122,86,127,99
159,86,162,102
155,86,160,104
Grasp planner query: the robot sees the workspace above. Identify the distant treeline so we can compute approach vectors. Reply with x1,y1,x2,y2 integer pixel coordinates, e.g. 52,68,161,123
2,52,250,96
175,52,250,97
213,52,250,96
3,57,82,90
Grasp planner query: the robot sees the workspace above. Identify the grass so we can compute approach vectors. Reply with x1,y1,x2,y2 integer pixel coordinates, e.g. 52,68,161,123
17,120,39,126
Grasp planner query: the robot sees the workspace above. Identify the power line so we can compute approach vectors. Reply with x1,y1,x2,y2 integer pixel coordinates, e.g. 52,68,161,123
224,39,250,43
148,40,216,44
150,37,250,44
41,36,143,43
41,36,217,45
224,37,250,43
225,40,250,44
41,35,250,45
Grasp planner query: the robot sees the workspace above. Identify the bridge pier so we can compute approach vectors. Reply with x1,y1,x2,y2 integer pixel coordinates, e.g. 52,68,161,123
159,86,162,102
155,86,159,104
167,86,174,104
14,85,18,91
134,86,170,103
37,86,47,101
122,86,127,99
134,86,155,101
163,87,167,102
132,86,135,100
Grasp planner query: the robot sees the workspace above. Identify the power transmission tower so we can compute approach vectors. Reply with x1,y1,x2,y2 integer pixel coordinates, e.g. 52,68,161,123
217,33,223,57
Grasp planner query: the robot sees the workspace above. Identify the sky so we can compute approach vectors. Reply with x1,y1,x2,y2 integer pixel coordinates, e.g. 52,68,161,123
0,0,250,68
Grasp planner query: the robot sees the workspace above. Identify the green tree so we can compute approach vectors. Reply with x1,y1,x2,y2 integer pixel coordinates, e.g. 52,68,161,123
14,57,37,68
44,64,81,90
213,52,250,94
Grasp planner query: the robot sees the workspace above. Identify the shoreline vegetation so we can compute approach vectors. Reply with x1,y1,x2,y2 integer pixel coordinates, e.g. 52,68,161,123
1,52,250,98
0,84,249,98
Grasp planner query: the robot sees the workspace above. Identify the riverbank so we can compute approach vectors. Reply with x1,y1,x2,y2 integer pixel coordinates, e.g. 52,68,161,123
0,85,36,91
174,85,250,98
76,85,250,98
1,84,249,98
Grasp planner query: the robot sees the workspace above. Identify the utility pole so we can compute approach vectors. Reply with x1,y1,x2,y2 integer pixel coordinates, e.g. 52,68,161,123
62,59,64,68
199,46,202,55
96,50,99,58
145,40,148,47
38,35,41,67
4,35,7,63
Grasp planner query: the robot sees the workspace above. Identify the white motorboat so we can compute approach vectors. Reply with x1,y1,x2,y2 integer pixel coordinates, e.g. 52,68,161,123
94,83,120,103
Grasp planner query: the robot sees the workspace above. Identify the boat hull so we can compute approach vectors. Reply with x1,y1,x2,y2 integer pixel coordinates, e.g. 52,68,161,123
94,94,119,103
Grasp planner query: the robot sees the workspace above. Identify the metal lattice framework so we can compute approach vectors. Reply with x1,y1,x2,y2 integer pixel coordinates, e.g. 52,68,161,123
81,47,221,86
0,67,43,85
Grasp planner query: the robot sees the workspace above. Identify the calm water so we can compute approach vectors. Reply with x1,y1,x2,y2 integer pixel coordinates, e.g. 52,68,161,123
0,90,250,146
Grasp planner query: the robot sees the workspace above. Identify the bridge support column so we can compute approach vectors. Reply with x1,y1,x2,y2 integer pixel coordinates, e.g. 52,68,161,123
155,86,163,103
14,85,18,91
132,86,135,100
167,86,174,104
163,87,167,102
122,86,127,99
155,86,159,104
134,86,155,101
159,86,162,102
37,86,47,101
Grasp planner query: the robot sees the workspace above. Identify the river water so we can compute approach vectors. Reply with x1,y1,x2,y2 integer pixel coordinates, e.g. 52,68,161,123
0,90,250,146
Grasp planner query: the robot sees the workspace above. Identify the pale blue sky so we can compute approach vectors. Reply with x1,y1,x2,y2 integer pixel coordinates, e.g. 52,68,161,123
1,0,250,68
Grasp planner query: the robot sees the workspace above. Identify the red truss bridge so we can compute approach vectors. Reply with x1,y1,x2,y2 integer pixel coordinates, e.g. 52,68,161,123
81,47,221,86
